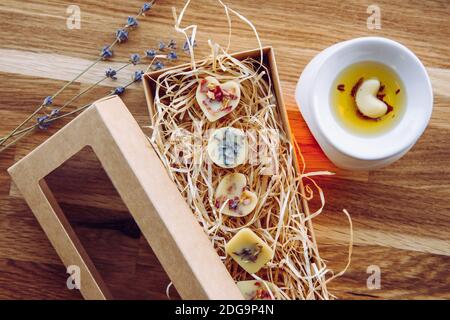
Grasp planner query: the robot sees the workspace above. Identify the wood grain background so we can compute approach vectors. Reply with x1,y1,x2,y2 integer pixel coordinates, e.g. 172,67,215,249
0,0,449,299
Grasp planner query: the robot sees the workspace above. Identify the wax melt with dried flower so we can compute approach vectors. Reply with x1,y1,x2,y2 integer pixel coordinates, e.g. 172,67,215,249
196,76,241,122
145,46,332,300
226,228,273,274
215,173,257,217
207,127,247,168
236,280,279,300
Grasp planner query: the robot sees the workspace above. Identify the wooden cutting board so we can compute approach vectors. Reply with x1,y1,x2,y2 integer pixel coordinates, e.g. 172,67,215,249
0,0,448,299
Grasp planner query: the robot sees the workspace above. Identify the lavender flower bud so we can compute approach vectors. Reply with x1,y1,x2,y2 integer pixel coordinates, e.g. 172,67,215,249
167,51,178,60
37,115,50,130
142,2,154,13
116,29,129,43
130,54,141,65
101,45,114,59
105,68,117,80
127,16,138,28
133,70,144,82
43,96,53,106
153,60,164,70
145,49,157,58
113,86,125,96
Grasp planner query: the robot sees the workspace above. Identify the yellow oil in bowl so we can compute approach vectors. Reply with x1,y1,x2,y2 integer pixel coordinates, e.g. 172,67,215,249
331,61,406,136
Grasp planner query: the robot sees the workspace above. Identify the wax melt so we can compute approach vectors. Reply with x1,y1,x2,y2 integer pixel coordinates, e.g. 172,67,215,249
215,173,257,217
355,78,388,118
207,127,247,168
196,76,240,122
236,280,278,300
226,228,273,274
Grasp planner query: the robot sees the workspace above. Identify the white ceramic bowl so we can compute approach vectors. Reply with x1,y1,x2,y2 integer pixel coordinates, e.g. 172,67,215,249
295,37,433,170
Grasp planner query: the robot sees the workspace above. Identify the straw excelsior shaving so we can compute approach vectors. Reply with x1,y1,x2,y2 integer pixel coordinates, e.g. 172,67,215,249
147,49,345,299
148,0,353,300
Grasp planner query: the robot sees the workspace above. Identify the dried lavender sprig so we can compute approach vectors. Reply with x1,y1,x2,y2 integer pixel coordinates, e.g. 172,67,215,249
0,63,132,144
36,58,138,128
0,75,143,153
53,61,133,115
0,52,176,145
40,78,141,124
0,36,190,148
0,1,156,148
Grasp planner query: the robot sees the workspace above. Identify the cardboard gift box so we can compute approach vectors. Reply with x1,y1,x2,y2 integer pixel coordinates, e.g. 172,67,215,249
143,47,323,298
8,96,242,300
9,47,322,300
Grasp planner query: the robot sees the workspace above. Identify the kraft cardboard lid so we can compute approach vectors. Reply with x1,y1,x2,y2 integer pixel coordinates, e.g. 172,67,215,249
9,95,243,300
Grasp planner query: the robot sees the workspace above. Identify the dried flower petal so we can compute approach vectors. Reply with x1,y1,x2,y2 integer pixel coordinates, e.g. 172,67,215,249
233,244,262,263
229,197,239,210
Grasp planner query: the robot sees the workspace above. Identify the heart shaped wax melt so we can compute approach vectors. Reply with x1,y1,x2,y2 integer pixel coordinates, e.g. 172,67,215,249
236,280,279,300
196,76,241,122
214,173,257,217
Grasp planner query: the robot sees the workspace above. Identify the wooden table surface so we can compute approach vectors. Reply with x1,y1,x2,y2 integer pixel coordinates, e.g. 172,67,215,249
0,0,449,300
